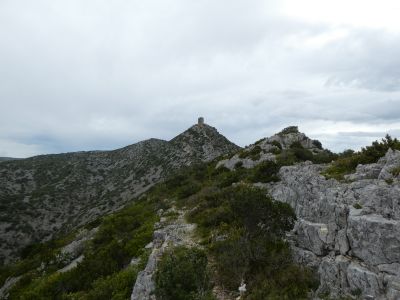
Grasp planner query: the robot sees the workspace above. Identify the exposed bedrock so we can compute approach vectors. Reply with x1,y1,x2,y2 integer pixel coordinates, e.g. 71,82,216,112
267,149,400,299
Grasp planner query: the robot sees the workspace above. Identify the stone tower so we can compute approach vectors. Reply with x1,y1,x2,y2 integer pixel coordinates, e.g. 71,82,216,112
198,117,204,126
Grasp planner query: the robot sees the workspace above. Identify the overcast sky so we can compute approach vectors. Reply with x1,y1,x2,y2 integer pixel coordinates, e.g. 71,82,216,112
1,0,400,157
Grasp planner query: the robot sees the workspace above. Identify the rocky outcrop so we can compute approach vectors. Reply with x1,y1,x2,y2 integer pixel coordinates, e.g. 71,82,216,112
267,149,400,299
0,277,20,300
131,208,198,300
217,126,323,170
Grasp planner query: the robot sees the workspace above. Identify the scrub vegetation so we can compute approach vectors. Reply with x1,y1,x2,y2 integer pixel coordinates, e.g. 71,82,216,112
323,135,400,180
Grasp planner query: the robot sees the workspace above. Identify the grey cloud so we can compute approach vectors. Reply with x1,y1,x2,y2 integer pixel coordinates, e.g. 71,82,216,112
1,1,400,157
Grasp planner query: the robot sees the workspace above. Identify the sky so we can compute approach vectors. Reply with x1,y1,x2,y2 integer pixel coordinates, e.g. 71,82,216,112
1,0,400,157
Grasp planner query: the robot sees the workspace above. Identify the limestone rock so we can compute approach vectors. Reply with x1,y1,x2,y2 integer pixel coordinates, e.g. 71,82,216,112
266,149,400,299
347,214,400,265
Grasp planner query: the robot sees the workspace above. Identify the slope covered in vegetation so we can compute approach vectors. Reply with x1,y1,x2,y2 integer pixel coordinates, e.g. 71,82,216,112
2,127,398,299
0,132,330,300
0,123,239,265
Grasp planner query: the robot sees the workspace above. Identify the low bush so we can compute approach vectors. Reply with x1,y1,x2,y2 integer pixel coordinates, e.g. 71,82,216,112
249,161,280,183
155,246,213,300
199,186,316,297
312,139,323,149
293,148,313,161
270,140,282,150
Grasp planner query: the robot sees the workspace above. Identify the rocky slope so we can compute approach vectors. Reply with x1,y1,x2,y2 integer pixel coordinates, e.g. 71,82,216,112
0,121,239,265
266,149,400,299
215,127,400,299
130,207,198,300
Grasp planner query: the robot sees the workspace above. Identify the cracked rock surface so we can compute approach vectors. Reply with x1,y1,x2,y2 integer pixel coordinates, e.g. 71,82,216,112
267,149,400,299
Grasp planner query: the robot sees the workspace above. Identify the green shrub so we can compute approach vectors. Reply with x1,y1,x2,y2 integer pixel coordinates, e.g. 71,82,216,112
353,203,362,209
270,140,282,150
290,141,304,149
312,140,323,149
323,135,400,180
217,169,247,188
177,182,202,199
210,227,251,288
202,186,315,297
155,246,213,300
293,148,313,162
239,151,248,159
351,288,362,297
247,264,319,300
279,126,299,135
386,178,394,185
234,161,244,169
249,161,280,183
276,151,297,166
227,186,296,237
189,205,234,232
85,265,138,300
270,148,281,155
311,151,338,164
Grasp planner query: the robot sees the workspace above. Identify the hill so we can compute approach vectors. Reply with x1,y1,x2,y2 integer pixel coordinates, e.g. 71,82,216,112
1,125,400,300
0,121,239,265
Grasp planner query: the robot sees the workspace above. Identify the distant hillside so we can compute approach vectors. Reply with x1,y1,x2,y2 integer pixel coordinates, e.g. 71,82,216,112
0,158,21,163
0,121,240,265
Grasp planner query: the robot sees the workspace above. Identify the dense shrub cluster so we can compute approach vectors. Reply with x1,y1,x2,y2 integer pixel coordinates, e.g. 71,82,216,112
155,247,214,300
187,185,318,298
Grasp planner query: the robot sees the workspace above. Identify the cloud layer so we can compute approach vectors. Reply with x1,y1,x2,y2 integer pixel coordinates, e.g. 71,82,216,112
1,0,400,157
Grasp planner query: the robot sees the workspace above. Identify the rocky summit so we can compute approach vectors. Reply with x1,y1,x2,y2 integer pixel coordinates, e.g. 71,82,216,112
0,120,239,265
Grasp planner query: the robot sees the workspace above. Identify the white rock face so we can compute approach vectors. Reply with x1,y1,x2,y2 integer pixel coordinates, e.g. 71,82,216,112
267,149,400,299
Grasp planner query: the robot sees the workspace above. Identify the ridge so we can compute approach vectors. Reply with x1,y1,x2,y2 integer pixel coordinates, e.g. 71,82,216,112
0,119,238,265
